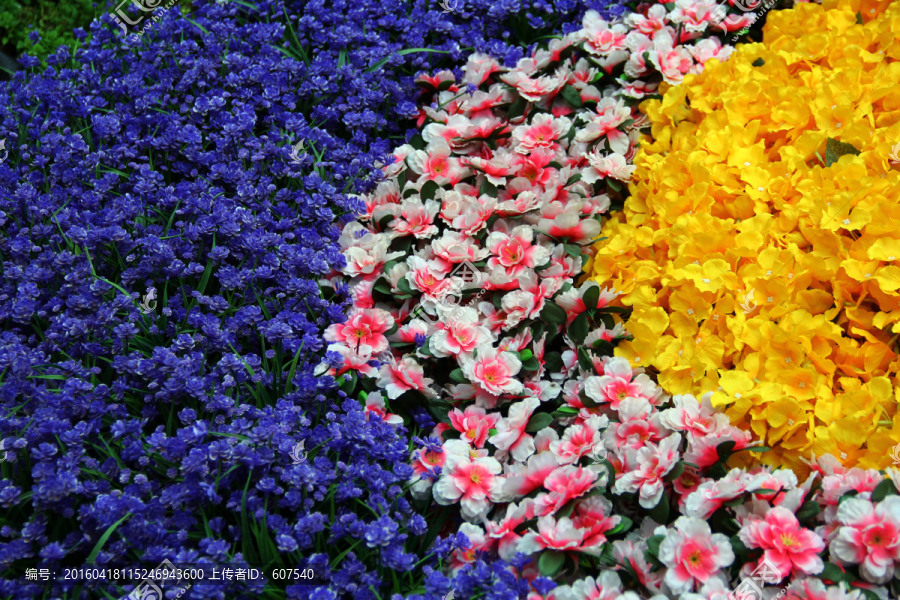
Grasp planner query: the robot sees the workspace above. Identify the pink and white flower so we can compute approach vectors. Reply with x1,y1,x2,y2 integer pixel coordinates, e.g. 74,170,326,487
324,308,394,355
460,347,525,397
434,439,506,521
829,497,900,584
448,405,500,449
489,397,540,461
614,433,681,508
739,506,826,582
376,356,436,399
658,516,735,594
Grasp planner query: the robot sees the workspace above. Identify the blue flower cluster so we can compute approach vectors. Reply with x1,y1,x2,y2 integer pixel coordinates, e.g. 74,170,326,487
0,0,627,596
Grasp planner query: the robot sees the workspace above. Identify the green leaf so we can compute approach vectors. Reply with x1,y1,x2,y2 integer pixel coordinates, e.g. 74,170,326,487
648,495,670,524
664,461,685,482
825,137,861,166
564,243,583,259
87,513,132,563
519,349,534,361
607,178,623,193
420,180,440,200
752,57,765,67
796,500,821,522
373,277,393,293
559,85,583,107
582,286,600,311
855,10,863,24
538,550,566,576
525,412,554,433
608,516,633,536
577,347,593,372
821,562,848,583
646,534,665,558
521,357,540,371
507,96,528,120
540,302,568,327
838,490,859,505
716,440,737,462
410,133,426,151
544,352,564,372
449,369,467,384
568,312,590,345
480,178,498,197
872,478,897,502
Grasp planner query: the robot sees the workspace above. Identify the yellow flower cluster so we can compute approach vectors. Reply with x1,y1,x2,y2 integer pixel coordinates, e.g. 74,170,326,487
589,0,900,471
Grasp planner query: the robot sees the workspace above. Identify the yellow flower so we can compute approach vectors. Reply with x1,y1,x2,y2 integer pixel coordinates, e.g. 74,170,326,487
591,0,900,471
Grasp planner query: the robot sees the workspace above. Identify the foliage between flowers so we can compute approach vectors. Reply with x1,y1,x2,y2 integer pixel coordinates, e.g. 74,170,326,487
0,0,625,597
591,0,900,472
326,3,900,599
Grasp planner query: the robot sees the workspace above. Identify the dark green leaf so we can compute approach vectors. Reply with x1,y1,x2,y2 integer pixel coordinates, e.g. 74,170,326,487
540,302,568,327
838,490,859,505
608,516,633,536
796,500,821,523
526,412,554,433
410,134,426,150
564,243,583,259
449,369,467,384
664,461,684,482
821,562,848,583
544,352,564,372
873,479,897,502
825,137,861,167
565,172,582,186
521,357,540,371
582,286,600,311
752,57,765,67
568,312,590,345
480,178,498,197
577,347,593,372
648,495,670,524
560,85,583,107
420,180,440,200
646,535,665,559
856,10,863,24
716,440,737,462
538,550,566,576
507,96,528,120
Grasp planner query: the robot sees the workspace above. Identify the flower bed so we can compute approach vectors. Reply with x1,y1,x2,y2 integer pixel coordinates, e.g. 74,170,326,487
590,0,900,472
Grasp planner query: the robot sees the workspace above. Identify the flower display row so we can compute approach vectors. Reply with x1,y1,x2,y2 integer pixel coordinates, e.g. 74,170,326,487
322,0,900,598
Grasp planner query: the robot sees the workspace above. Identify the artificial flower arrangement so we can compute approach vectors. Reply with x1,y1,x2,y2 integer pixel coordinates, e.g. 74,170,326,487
590,0,900,473
319,3,900,599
